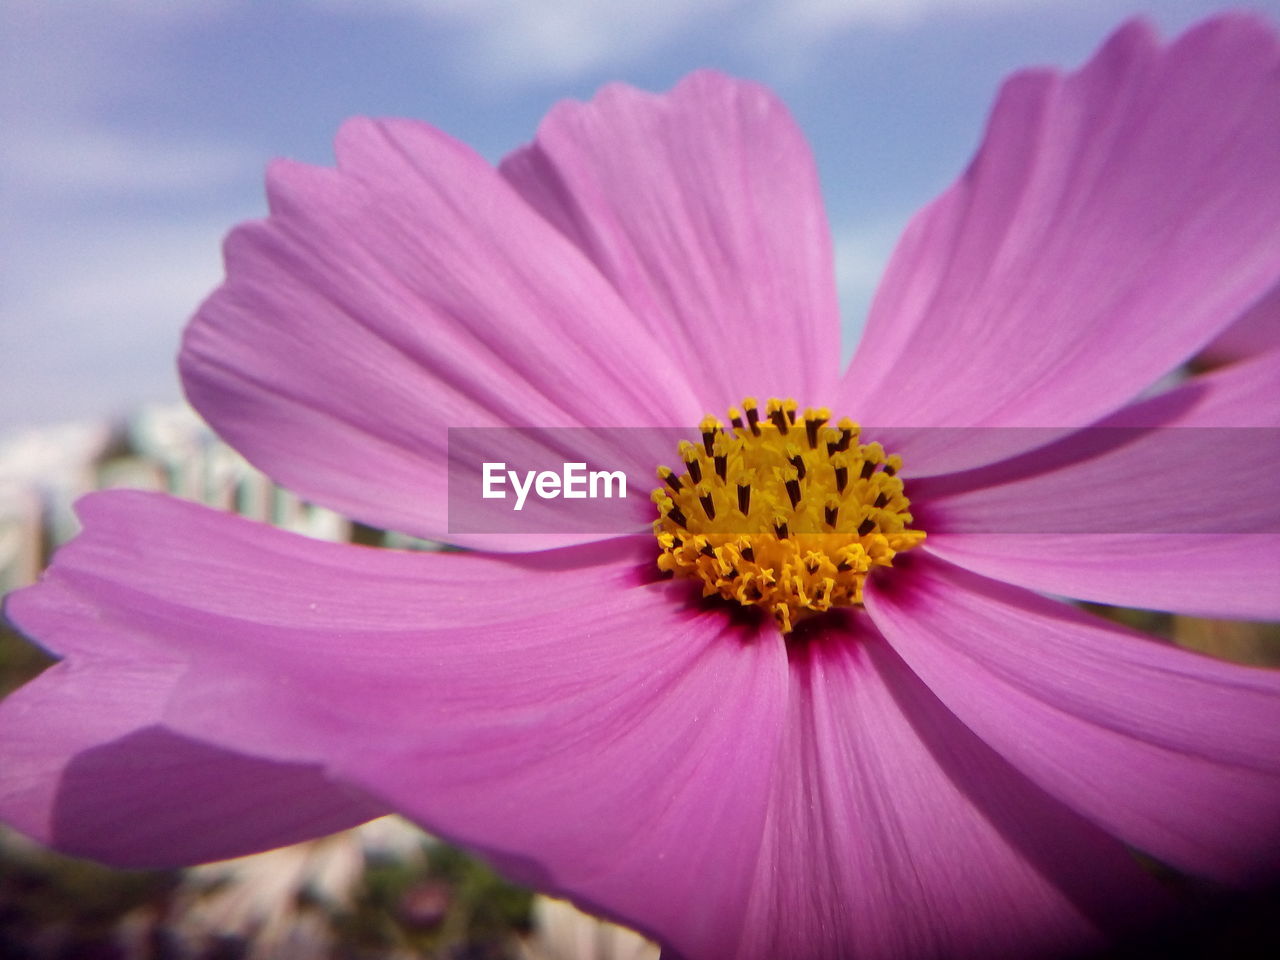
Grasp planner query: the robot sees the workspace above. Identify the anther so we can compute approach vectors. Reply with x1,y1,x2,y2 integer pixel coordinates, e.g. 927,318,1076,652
668,507,688,528
743,397,761,436
679,443,702,484
824,430,842,457
835,418,857,452
787,448,806,480
804,408,829,449
737,483,751,516
857,518,876,536
824,503,839,527
700,492,716,520
785,477,802,509
658,466,683,492
700,416,722,457
768,402,789,434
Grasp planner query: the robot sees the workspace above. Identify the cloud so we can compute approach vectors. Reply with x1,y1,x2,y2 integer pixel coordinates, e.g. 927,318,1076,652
7,126,259,196
314,0,734,84
736,0,1067,78
830,216,911,358
2,4,259,208
1,214,245,430
1,3,259,428
2,1,238,119
14,219,233,326
311,0,1066,86
760,0,1061,33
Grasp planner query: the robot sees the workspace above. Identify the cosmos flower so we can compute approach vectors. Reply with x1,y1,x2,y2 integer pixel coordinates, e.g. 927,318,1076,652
3,13,1280,960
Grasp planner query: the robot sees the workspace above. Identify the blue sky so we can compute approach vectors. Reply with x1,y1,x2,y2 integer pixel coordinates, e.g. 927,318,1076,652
3,0,1276,433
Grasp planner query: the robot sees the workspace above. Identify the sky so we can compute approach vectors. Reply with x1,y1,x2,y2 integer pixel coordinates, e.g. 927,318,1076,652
3,0,1277,435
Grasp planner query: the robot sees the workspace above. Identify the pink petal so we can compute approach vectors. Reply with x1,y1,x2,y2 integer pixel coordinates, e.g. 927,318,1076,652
866,554,1280,885
0,658,383,867
920,533,1280,621
912,350,1280,533
1199,282,1280,367
1,491,789,959
736,614,1167,960
842,16,1280,473
182,117,702,547
320,598,786,960
500,70,842,410
11,491,655,660
914,349,1280,618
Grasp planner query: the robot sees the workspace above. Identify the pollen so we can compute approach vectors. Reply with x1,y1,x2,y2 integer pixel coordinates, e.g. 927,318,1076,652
652,398,925,633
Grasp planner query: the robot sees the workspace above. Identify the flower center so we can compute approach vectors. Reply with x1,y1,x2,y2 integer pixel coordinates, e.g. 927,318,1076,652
651,398,925,633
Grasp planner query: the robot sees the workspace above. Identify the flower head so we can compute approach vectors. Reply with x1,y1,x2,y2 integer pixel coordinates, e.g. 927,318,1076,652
4,14,1280,960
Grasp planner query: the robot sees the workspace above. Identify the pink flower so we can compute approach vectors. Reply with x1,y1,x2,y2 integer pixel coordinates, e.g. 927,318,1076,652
4,14,1280,960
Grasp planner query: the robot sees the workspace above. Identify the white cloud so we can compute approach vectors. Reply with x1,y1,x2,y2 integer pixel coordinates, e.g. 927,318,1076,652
1,214,246,430
2,1,238,120
312,0,1067,86
1,3,259,428
738,0,1068,77
831,216,910,358
315,0,734,84
18,220,232,326
760,0,1060,33
6,126,259,195
458,0,734,82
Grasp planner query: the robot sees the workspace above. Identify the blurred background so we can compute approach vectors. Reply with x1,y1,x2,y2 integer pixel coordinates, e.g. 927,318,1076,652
3,0,1280,957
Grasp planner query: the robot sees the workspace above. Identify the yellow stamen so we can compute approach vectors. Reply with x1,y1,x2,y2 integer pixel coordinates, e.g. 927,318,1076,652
653,397,925,633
